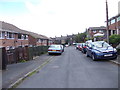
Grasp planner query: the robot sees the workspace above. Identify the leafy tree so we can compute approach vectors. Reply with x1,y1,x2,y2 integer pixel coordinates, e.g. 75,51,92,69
75,31,87,43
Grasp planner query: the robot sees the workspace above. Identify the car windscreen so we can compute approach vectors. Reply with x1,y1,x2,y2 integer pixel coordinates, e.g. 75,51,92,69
92,41,110,48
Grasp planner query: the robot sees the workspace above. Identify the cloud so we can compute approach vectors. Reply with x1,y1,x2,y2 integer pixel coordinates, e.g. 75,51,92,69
0,0,119,37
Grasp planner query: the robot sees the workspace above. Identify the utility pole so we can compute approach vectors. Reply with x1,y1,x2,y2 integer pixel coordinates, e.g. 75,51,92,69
106,0,109,43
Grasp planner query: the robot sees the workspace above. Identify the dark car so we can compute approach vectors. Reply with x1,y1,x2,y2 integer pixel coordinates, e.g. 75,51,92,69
81,43,87,54
86,41,117,61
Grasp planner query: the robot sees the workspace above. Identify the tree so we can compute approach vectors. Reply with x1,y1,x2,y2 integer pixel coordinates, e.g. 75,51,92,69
75,31,87,43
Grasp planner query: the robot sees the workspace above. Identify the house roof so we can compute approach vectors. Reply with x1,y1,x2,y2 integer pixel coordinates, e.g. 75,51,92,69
55,36,68,40
27,31,49,39
0,21,26,34
0,21,49,40
88,26,106,30
108,14,120,21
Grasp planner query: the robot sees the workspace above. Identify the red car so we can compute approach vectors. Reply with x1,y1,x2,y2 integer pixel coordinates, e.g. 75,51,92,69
77,43,83,51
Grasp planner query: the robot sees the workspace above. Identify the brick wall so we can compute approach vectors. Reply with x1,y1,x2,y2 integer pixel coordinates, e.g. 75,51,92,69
28,35,37,46
109,23,116,30
1,39,29,47
0,39,2,46
0,33,29,48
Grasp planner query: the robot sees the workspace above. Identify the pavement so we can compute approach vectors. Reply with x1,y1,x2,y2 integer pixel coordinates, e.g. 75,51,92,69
1,52,120,89
1,54,53,89
110,55,120,65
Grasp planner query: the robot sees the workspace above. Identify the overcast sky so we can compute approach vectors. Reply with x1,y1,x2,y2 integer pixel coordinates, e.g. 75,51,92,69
0,0,119,37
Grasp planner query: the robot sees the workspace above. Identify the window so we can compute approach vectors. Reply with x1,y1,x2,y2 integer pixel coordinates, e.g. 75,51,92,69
108,21,111,25
37,39,42,43
117,16,120,22
92,30,96,33
23,34,28,40
18,34,22,39
99,30,103,33
7,32,14,39
93,41,110,48
113,30,116,34
0,31,5,39
111,19,115,24
0,31,2,38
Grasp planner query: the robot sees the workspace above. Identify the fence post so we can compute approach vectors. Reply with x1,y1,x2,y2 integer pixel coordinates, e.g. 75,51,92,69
0,47,7,70
0,47,2,70
28,47,33,60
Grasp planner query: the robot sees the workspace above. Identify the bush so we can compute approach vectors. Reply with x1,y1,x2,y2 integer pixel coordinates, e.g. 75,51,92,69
116,43,120,55
109,34,120,47
20,60,26,63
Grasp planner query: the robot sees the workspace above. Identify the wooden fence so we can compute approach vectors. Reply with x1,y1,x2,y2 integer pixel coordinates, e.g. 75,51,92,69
0,47,7,70
1,46,49,65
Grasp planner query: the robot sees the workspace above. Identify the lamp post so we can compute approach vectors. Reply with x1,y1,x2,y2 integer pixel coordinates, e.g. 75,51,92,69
106,0,109,43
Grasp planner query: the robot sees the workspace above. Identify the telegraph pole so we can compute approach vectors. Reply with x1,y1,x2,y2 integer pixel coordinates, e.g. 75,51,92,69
106,0,109,43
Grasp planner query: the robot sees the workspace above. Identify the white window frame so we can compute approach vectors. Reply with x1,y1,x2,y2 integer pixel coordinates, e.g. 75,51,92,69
0,31,2,39
6,32,14,39
23,35,28,40
117,16,120,22
111,19,115,24
0,31,5,39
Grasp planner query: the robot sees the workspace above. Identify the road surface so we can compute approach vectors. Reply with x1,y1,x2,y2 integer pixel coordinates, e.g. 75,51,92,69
17,46,118,88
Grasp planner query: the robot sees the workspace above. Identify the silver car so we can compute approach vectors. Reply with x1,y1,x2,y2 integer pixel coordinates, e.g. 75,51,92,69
48,44,63,55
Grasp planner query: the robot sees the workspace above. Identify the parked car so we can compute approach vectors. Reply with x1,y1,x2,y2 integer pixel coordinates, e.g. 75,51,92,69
48,44,63,55
85,40,92,47
65,44,69,47
60,45,64,52
78,43,83,51
81,43,87,54
86,41,117,61
76,43,80,49
76,43,82,51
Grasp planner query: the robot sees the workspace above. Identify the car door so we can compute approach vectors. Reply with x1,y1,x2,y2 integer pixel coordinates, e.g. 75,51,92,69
87,43,93,56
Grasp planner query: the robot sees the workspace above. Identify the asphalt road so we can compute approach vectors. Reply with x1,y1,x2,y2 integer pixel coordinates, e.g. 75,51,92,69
17,46,118,88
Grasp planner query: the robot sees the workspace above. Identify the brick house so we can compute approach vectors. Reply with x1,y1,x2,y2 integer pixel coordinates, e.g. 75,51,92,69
51,34,76,45
87,26,106,40
28,32,52,46
0,21,51,49
108,14,120,35
0,21,29,50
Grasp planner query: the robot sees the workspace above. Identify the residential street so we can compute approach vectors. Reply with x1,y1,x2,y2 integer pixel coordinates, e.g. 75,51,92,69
16,46,118,88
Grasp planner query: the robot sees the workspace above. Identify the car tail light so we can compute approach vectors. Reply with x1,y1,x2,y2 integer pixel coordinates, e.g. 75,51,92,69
84,46,86,48
56,50,61,51
48,49,52,51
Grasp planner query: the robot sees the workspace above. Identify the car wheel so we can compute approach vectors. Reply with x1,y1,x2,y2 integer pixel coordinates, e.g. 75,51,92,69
84,51,86,54
92,54,96,61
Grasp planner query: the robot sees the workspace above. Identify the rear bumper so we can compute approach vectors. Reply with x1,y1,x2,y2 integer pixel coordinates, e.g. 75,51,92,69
48,51,62,54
